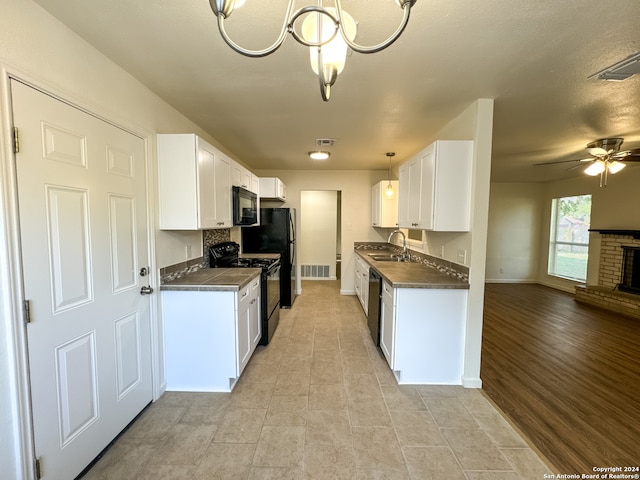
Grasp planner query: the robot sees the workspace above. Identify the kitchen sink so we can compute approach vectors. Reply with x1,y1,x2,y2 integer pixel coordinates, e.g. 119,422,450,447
367,254,410,262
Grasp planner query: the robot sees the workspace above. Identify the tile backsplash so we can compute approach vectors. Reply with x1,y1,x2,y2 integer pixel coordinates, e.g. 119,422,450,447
160,229,231,284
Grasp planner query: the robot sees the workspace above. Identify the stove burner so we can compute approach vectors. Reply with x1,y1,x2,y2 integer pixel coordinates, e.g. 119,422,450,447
209,242,279,270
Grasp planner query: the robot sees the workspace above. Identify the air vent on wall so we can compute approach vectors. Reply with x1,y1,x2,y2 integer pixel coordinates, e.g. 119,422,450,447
301,265,330,279
589,52,640,81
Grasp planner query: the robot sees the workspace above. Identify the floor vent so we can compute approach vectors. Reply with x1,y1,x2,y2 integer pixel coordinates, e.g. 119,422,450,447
301,265,330,278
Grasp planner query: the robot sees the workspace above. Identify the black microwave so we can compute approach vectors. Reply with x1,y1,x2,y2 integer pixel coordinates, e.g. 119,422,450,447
232,186,258,226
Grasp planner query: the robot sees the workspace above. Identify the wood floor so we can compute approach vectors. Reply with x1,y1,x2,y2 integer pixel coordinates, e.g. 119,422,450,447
482,283,640,474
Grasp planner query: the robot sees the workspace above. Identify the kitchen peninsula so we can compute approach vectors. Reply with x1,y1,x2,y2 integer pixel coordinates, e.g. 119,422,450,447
355,243,469,385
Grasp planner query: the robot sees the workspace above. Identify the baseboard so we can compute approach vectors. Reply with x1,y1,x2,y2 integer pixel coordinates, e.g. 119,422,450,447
341,289,356,296
485,278,537,284
537,279,577,294
462,376,483,388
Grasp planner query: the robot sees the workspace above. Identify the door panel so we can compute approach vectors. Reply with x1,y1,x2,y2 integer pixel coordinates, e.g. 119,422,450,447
45,185,93,312
12,79,153,479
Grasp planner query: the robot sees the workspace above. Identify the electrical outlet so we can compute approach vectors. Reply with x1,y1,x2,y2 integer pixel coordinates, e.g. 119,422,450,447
457,249,467,264
500,267,504,274
186,245,192,259
440,245,445,258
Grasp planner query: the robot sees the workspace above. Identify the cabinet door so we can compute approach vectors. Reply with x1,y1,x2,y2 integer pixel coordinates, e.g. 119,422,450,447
250,174,260,195
249,278,261,350
380,281,395,368
361,264,369,314
236,285,252,375
197,140,218,229
371,183,381,226
397,163,409,228
419,146,436,230
354,260,362,300
213,155,232,227
278,179,287,200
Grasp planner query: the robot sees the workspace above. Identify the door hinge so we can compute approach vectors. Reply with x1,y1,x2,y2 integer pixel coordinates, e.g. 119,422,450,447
24,299,31,324
13,127,20,153
34,457,42,480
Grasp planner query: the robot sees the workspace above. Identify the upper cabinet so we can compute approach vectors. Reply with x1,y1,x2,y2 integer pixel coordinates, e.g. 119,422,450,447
372,180,399,228
232,162,259,195
398,140,473,232
259,177,287,201
157,133,232,230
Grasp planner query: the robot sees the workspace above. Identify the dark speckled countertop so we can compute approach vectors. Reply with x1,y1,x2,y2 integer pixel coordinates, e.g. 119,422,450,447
160,268,261,292
356,249,469,289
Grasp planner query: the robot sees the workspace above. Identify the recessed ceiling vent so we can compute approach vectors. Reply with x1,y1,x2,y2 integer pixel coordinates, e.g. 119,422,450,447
589,52,640,81
316,138,336,147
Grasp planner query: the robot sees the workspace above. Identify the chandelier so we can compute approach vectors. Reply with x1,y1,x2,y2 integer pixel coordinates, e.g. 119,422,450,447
209,0,417,101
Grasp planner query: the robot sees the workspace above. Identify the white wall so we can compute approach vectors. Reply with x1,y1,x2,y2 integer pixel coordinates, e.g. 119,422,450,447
300,191,338,279
486,165,640,293
427,100,494,388
537,167,640,292
254,170,392,294
0,1,233,477
486,183,543,282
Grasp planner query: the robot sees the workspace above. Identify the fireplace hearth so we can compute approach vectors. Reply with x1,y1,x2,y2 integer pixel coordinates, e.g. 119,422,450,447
575,230,640,319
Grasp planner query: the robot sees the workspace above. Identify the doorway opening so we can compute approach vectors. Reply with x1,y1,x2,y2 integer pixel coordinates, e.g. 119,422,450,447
300,190,341,280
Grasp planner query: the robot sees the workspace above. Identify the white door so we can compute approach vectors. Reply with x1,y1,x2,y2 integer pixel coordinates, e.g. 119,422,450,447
12,80,153,479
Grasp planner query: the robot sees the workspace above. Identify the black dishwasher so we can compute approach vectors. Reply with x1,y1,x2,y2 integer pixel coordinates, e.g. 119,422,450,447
367,269,382,345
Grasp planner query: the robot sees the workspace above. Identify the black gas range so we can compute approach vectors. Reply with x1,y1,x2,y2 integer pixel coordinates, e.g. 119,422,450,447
209,242,280,345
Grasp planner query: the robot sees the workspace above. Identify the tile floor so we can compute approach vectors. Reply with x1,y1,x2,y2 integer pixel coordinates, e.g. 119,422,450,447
83,280,553,480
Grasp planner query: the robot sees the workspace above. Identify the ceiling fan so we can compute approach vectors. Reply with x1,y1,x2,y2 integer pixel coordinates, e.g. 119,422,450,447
534,137,640,187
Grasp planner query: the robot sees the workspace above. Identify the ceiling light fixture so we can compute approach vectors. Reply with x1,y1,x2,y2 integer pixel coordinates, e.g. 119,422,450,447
385,152,395,198
309,151,330,160
584,159,626,187
209,0,417,101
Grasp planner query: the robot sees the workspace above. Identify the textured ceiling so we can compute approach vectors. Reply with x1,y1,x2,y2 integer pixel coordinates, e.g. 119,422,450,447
32,0,640,182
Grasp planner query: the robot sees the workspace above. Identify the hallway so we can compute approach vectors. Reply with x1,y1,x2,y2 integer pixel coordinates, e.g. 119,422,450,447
82,281,551,479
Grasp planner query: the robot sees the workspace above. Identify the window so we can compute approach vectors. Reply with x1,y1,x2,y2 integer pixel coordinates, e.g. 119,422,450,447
548,194,592,281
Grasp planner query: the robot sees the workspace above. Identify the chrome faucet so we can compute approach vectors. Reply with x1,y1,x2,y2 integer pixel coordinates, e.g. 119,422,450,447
387,229,409,261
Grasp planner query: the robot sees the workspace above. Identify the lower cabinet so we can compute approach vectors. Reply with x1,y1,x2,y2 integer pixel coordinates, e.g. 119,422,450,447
380,280,467,385
162,277,261,392
354,255,370,314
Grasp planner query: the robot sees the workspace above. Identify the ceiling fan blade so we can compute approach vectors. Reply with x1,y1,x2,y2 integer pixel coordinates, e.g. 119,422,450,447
566,162,592,171
533,158,591,166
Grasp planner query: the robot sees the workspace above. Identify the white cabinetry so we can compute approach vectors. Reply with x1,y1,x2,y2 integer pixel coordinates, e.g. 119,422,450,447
162,277,261,392
236,276,261,375
232,162,252,190
232,162,260,195
372,181,399,228
380,280,395,364
259,177,286,201
158,134,232,229
354,255,370,314
398,140,473,231
379,280,468,385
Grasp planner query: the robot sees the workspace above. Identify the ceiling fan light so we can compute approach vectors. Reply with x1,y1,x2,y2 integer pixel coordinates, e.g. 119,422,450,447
585,161,605,176
608,161,626,174
309,151,330,160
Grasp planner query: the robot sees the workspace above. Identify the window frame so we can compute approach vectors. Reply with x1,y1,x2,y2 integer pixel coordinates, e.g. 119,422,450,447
548,194,592,282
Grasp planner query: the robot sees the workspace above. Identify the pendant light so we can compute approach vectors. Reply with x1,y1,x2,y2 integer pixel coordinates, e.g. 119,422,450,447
385,152,395,199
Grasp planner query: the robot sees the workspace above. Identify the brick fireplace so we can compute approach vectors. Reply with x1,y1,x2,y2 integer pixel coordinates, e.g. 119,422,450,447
575,230,640,319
